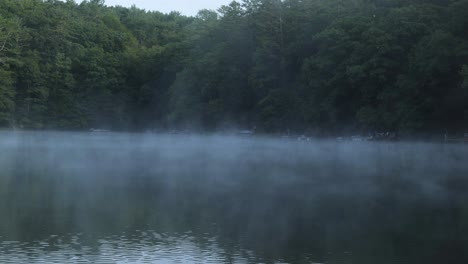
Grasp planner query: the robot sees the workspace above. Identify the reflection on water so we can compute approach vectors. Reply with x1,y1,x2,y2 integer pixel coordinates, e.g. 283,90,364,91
0,131,468,264
0,231,256,263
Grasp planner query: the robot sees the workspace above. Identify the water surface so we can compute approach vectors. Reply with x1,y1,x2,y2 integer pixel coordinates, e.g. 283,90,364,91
1,131,467,263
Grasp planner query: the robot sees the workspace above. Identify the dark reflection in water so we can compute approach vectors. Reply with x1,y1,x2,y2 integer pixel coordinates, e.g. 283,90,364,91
0,131,468,263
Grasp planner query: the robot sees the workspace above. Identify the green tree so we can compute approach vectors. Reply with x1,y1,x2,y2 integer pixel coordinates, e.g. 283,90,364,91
0,15,23,127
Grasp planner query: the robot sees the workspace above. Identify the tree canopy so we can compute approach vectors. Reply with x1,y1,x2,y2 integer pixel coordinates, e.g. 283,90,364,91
0,0,466,135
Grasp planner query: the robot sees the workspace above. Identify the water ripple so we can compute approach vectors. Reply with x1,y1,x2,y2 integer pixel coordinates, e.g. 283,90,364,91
0,231,261,264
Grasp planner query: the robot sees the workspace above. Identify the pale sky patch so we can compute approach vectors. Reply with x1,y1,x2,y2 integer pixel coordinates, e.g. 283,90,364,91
102,0,233,16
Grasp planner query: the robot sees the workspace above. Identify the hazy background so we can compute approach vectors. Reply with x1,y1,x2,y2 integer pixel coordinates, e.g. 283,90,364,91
104,0,232,15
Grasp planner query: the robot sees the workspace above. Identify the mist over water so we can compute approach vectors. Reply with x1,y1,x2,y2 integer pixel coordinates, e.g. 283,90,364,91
0,131,468,264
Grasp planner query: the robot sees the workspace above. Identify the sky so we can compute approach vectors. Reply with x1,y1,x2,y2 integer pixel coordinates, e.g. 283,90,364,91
103,0,233,16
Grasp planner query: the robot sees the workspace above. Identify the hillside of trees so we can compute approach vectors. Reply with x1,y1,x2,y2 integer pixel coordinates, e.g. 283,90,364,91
0,0,467,135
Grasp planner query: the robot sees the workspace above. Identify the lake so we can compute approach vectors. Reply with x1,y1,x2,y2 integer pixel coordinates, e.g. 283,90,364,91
0,131,467,263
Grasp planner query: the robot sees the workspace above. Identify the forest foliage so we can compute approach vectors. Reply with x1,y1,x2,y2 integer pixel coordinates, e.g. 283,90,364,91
0,0,467,135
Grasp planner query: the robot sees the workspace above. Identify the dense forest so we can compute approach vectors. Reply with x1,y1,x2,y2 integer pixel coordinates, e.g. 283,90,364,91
0,0,467,135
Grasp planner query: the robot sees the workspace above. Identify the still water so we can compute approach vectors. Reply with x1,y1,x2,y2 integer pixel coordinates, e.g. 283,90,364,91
0,131,467,264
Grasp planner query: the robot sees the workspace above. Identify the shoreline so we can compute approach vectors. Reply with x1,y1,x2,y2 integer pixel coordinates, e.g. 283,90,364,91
1,128,467,144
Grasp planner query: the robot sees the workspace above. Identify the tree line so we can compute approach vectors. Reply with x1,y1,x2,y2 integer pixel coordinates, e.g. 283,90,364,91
0,0,467,135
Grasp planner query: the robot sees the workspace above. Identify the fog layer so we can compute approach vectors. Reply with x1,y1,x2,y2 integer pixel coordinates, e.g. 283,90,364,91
0,132,467,263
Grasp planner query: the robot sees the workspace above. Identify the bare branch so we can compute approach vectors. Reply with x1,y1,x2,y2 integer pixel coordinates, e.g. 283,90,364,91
0,39,7,52
0,31,13,60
